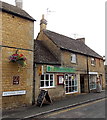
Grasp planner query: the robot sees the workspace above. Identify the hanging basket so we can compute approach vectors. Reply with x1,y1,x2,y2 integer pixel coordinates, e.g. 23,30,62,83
9,52,27,67
16,60,24,66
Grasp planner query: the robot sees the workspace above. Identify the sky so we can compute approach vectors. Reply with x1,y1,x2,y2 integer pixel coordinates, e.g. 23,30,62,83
2,0,106,63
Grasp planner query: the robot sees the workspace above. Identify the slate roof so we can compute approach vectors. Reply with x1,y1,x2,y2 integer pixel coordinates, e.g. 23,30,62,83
43,30,102,59
34,40,60,65
0,1,35,21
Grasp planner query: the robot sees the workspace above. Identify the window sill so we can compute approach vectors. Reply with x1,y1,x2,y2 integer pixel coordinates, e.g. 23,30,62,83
90,88,96,90
71,62,77,64
40,86,56,89
65,91,78,94
91,64,96,66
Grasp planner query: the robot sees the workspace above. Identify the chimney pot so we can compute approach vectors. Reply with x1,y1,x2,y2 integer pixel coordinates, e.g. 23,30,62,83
76,38,85,43
15,0,23,9
40,14,47,31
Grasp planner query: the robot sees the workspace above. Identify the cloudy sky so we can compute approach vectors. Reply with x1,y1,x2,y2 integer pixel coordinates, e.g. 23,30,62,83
2,0,106,60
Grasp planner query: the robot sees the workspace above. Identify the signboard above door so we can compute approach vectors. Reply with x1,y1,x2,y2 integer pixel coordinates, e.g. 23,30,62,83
47,65,75,73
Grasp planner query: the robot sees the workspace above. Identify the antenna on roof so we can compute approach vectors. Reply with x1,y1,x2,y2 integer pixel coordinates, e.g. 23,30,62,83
73,33,77,39
46,8,55,15
45,8,55,19
72,33,84,40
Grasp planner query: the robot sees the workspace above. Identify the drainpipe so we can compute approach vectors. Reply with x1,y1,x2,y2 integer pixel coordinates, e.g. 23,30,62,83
87,56,90,93
32,39,36,105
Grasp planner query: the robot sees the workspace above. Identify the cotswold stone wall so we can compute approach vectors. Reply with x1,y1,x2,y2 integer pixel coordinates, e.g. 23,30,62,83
37,31,61,62
0,12,2,110
1,11,34,109
105,65,107,84
61,50,105,89
34,65,81,102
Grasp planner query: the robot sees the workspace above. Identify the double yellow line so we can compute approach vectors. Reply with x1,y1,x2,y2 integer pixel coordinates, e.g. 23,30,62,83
44,98,106,118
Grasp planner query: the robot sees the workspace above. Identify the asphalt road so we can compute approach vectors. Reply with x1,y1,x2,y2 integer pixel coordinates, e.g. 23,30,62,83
32,98,106,119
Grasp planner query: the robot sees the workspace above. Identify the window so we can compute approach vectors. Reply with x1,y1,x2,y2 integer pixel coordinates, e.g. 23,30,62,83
71,54,76,63
65,74,78,93
91,58,96,66
40,74,54,88
89,75,97,90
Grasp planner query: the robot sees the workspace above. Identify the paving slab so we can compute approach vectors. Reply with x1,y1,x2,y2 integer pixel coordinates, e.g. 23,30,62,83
2,91,106,120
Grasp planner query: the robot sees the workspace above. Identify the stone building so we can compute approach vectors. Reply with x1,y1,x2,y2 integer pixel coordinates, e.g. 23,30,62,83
0,1,35,109
34,15,105,101
105,65,107,85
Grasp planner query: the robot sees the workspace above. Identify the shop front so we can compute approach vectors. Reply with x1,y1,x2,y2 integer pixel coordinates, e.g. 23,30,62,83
89,72,102,92
37,65,79,100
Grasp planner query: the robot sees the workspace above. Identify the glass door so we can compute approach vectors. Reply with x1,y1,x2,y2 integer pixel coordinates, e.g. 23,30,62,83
65,74,78,94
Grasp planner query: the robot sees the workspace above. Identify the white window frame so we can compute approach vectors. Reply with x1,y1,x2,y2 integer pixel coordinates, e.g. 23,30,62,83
71,53,76,63
65,74,78,94
40,74,55,88
89,75,97,90
91,58,96,66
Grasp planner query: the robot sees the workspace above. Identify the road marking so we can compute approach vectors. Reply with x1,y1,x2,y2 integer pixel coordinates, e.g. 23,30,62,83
43,98,106,118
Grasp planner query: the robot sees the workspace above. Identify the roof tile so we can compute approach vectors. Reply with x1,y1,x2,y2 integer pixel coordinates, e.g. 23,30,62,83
0,1,35,21
34,40,60,64
43,30,102,59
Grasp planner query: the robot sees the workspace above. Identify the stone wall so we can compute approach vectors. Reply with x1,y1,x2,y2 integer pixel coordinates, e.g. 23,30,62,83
1,11,34,109
0,12,2,110
61,50,105,89
35,65,65,101
36,30,105,101
61,50,87,73
35,65,81,102
105,65,107,85
37,31,61,62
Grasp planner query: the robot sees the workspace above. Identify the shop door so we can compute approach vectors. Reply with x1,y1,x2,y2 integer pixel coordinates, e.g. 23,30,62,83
80,75,85,93
65,74,77,93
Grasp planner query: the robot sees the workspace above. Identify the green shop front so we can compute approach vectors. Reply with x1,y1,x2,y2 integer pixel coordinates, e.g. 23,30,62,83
36,65,80,100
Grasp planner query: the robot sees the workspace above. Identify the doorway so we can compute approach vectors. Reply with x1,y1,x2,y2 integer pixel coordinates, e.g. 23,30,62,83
65,74,78,94
80,75,85,93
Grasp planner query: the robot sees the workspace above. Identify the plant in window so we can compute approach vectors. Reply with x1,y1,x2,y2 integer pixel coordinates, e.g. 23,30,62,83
9,52,27,67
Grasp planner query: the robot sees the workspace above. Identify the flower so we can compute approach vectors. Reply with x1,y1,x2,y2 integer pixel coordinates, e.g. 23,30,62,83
9,54,19,62
9,53,27,67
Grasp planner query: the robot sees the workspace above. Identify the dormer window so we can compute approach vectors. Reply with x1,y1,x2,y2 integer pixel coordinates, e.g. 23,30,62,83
91,58,96,66
71,53,76,63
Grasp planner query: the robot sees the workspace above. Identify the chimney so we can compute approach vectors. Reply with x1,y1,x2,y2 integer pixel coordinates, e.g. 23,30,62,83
15,0,23,9
40,14,47,31
76,38,85,43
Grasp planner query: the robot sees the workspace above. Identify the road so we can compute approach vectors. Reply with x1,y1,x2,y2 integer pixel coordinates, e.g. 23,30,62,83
31,98,106,119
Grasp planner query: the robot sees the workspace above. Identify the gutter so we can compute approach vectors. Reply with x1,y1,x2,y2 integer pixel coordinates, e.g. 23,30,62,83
60,48,103,60
1,8,36,22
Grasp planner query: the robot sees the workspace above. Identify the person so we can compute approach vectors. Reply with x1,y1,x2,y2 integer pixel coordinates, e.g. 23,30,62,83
96,77,101,93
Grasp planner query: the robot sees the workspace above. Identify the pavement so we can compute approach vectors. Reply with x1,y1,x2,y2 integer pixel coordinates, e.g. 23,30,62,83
2,91,106,120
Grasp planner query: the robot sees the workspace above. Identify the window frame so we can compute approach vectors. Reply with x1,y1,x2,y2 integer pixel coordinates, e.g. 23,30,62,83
40,74,55,88
65,74,78,94
89,75,97,90
91,58,96,66
71,53,77,64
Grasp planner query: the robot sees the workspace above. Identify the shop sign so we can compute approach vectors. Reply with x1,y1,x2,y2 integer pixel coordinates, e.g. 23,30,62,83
38,65,44,76
47,66,75,73
89,72,98,75
2,90,26,96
